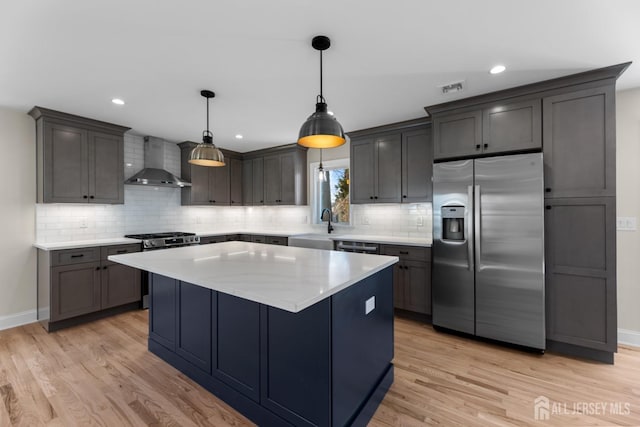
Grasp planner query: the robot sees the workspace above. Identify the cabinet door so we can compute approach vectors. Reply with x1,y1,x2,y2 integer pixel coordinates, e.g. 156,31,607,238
543,86,615,198
433,110,483,160
177,281,212,373
43,122,89,203
51,262,101,321
375,133,402,203
482,99,541,155
402,127,433,203
210,164,230,205
545,197,616,352
242,158,253,205
88,131,124,204
350,137,376,204
279,152,296,205
391,263,405,309
403,260,431,315
101,262,141,309
252,157,265,205
149,274,177,350
229,157,243,206
189,164,212,205
214,293,260,401
263,154,281,205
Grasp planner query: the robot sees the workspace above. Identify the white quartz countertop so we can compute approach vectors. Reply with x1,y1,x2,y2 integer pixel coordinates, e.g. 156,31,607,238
330,234,432,247
34,237,141,251
109,241,398,313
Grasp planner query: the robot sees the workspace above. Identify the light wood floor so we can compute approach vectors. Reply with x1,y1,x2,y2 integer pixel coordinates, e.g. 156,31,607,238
0,311,638,426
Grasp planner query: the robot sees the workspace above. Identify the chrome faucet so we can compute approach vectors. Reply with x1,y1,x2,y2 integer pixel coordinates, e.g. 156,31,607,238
321,208,334,234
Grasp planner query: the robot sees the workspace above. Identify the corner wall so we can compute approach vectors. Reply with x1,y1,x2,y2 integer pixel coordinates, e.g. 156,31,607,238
0,108,37,329
616,87,640,344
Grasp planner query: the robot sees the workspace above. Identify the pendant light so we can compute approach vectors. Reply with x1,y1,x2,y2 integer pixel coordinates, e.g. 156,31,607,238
318,149,327,181
189,90,225,167
298,35,346,149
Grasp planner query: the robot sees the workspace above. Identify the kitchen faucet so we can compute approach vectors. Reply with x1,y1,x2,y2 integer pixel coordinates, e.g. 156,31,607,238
321,208,334,234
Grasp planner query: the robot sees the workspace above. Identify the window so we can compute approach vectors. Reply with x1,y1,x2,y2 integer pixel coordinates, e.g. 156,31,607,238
312,158,350,224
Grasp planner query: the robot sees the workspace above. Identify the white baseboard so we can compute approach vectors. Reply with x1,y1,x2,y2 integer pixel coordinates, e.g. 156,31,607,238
0,309,37,331
618,328,640,347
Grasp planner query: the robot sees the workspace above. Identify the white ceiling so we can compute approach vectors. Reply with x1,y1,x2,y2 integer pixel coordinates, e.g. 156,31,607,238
2,0,639,152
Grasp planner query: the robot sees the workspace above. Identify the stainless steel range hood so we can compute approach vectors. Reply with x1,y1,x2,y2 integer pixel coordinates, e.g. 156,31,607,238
125,136,191,188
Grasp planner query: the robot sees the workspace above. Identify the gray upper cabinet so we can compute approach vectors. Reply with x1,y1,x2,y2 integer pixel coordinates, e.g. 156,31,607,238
350,133,401,204
402,127,433,203
242,157,265,206
350,120,431,204
29,107,129,204
433,110,482,160
179,142,236,206
229,157,243,206
543,86,615,198
432,98,541,161
262,146,307,206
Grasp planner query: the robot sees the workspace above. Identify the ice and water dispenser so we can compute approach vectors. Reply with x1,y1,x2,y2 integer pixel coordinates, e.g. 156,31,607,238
441,206,465,241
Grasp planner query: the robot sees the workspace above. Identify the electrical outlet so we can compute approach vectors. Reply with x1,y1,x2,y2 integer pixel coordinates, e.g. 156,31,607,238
80,217,88,229
362,216,370,225
617,217,637,231
365,296,375,315
417,216,424,227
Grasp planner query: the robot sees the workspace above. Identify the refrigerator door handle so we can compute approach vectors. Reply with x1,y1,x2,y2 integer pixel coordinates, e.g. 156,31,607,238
474,184,482,270
467,185,474,271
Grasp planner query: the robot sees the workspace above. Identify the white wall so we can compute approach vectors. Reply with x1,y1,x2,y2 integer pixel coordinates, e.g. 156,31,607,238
616,88,640,340
0,108,37,329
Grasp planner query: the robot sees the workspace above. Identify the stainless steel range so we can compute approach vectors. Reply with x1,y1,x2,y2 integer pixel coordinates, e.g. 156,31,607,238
124,231,200,308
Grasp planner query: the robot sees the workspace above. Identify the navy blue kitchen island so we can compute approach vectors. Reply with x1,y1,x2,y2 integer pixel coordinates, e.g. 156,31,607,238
109,242,397,426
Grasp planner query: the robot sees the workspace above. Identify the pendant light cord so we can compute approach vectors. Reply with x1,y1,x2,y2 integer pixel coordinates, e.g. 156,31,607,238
206,97,210,133
318,50,325,104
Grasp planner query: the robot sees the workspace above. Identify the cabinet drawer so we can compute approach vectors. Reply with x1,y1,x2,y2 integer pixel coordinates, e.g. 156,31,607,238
102,244,141,258
51,247,101,266
266,236,288,246
380,245,430,262
200,235,226,245
251,235,266,243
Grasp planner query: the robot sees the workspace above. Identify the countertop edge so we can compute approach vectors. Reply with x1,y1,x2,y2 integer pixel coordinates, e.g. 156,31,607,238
34,238,142,251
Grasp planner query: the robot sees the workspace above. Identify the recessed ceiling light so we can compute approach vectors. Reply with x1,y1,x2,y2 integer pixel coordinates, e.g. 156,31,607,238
112,98,125,105
490,65,506,74
235,134,243,139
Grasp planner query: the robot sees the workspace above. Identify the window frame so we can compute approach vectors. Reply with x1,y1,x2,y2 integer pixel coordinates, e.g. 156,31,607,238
309,158,351,225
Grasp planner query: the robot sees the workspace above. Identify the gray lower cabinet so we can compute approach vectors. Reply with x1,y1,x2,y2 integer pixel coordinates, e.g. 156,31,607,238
200,234,287,245
545,197,617,357
350,120,432,204
29,107,129,204
432,97,541,160
381,245,431,315
39,244,141,331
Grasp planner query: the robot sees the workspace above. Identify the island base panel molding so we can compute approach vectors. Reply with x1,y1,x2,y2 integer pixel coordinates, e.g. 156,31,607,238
148,268,394,427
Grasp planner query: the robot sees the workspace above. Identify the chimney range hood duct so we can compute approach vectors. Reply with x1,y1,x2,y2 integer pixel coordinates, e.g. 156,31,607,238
125,136,191,187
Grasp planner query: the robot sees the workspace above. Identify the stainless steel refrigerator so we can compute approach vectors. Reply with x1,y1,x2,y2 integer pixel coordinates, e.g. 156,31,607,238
432,152,545,349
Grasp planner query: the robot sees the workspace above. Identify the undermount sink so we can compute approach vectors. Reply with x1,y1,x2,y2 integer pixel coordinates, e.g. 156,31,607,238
287,233,335,250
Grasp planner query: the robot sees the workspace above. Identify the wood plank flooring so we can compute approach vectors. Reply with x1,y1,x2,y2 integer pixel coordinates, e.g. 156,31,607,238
0,311,638,426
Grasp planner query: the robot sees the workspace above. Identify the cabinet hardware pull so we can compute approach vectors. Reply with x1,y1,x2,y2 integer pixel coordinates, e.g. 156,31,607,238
546,206,552,210
399,251,409,255
374,196,378,199
70,254,84,258
403,195,407,198
370,196,374,199
483,143,488,149
89,195,94,199
103,266,108,270
545,188,551,192
95,266,100,271
475,144,481,150
83,195,88,199
116,250,127,254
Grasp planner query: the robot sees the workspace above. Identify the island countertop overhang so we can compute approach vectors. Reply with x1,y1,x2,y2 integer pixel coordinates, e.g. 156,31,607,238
108,241,398,313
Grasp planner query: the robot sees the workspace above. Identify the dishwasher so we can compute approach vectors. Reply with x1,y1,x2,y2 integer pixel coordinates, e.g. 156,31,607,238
334,240,379,254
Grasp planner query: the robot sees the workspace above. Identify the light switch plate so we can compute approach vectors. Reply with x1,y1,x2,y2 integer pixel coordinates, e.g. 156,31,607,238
617,217,637,231
365,296,375,315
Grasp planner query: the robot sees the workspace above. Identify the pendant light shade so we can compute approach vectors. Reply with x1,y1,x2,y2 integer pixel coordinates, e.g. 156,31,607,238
189,90,225,167
298,36,346,149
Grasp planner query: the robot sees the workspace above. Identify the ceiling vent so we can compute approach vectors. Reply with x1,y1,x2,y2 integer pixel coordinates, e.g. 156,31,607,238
440,80,465,94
